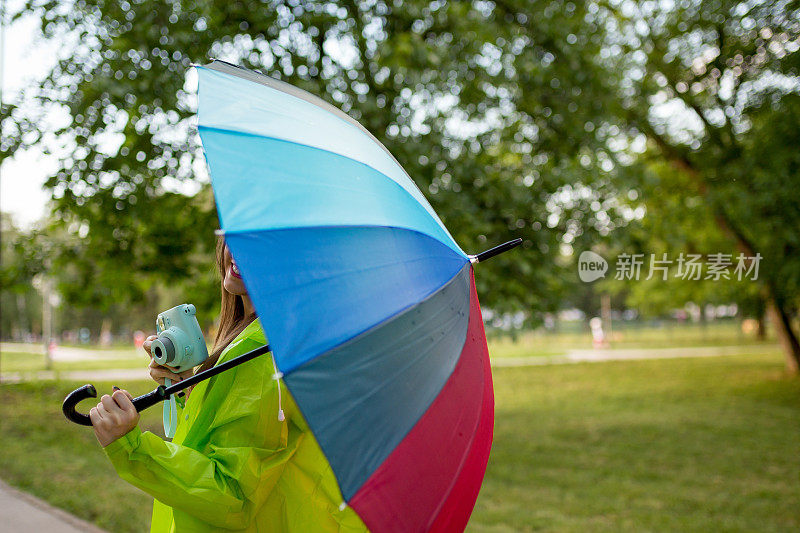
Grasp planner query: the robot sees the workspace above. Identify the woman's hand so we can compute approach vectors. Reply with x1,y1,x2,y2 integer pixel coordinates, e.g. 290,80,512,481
90,389,140,447
144,334,194,386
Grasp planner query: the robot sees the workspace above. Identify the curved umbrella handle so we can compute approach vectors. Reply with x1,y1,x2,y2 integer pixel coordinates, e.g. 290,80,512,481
62,384,97,426
62,344,270,427
63,384,169,426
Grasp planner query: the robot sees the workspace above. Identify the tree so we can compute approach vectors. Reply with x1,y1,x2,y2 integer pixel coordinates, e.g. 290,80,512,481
596,158,766,327
10,0,629,327
0,214,45,339
607,0,800,370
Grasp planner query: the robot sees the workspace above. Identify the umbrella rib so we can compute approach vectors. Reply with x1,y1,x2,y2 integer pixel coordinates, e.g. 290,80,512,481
292,266,471,499
196,61,461,248
423,368,486,530
291,264,469,422
314,311,464,435
265,254,458,300
228,224,464,295
293,252,469,357
198,123,456,248
200,59,434,211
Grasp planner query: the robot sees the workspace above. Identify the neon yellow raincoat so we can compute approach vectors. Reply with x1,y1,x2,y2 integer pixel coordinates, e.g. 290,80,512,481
103,320,368,532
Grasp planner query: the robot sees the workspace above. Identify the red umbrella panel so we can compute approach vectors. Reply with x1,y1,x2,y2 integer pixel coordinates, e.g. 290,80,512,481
348,266,494,532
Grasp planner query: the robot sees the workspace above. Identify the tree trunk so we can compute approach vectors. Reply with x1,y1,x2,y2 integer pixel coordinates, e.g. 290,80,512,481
16,293,28,339
100,318,113,347
756,314,766,340
640,119,800,373
767,300,800,374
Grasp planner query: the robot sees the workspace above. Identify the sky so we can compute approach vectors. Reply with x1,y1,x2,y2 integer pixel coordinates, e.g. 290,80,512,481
1,6,59,228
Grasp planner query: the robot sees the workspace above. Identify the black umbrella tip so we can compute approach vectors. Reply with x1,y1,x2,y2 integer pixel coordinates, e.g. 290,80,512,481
471,238,523,263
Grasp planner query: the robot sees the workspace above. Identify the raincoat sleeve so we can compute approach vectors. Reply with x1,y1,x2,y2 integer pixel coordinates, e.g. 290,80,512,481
102,335,296,529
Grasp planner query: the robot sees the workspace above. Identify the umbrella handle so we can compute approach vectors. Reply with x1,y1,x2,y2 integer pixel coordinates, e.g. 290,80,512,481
62,384,97,426
62,384,168,426
62,344,270,427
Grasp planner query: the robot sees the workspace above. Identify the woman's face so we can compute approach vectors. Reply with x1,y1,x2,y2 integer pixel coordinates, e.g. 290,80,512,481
222,245,248,296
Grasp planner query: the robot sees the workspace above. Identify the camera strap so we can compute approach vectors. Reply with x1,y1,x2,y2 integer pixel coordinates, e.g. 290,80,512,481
163,377,178,438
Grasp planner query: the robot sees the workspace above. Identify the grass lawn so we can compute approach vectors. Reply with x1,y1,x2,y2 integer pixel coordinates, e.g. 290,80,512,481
469,352,799,532
1,352,797,532
0,379,163,532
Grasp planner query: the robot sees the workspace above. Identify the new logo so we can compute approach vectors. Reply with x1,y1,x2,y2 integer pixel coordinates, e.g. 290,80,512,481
578,251,608,282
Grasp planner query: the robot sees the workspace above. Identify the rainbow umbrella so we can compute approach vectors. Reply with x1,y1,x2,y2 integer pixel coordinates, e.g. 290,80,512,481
199,60,520,532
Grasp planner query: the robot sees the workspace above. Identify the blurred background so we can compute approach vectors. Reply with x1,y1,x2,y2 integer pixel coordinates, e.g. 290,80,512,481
1,0,798,531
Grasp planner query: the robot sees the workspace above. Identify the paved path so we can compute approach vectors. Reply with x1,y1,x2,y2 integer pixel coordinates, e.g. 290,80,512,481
491,343,780,367
1,367,149,384
1,342,138,361
1,344,780,382
0,479,107,533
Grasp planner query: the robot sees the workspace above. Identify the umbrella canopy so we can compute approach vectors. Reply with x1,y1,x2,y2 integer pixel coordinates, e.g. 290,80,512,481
197,60,500,532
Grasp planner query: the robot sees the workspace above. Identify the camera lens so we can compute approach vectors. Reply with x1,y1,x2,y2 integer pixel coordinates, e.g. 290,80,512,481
157,336,176,364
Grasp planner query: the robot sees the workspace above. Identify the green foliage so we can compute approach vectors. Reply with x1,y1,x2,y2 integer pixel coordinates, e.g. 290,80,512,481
11,0,635,327
590,0,800,323
0,213,46,291
597,159,763,318
8,0,799,337
0,215,46,338
718,94,800,310
627,0,800,300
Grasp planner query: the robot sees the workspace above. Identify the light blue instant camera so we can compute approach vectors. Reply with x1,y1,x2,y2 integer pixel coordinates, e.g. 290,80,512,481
151,304,208,438
151,304,208,372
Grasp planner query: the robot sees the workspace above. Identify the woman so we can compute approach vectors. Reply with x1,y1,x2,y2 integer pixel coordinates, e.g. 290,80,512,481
89,239,368,532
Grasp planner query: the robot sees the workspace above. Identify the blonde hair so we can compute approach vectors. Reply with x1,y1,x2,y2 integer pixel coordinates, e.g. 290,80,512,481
195,237,256,374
